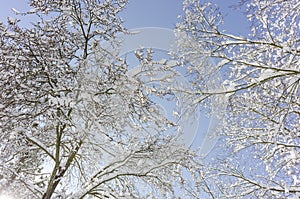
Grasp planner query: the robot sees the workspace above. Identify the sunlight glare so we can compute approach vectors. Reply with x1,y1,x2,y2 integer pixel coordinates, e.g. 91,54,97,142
0,193,15,199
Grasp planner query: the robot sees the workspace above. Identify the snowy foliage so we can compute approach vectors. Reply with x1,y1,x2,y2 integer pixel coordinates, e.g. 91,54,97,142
176,0,300,198
0,1,197,198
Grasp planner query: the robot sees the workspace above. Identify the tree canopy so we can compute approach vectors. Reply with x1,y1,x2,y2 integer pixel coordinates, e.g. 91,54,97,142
176,0,300,198
0,1,195,198
0,0,299,198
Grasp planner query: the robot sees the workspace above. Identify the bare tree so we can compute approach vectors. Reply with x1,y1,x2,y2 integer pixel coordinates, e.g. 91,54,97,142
176,0,300,198
0,1,196,198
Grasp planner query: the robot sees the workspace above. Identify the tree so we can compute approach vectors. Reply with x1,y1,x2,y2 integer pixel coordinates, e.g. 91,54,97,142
0,1,196,198
176,0,300,198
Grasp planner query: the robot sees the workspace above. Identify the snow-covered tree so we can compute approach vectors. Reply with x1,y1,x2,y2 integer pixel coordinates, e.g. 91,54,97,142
176,0,300,198
0,1,197,198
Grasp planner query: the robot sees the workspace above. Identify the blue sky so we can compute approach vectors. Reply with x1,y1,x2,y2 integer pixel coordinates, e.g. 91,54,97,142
121,0,249,35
